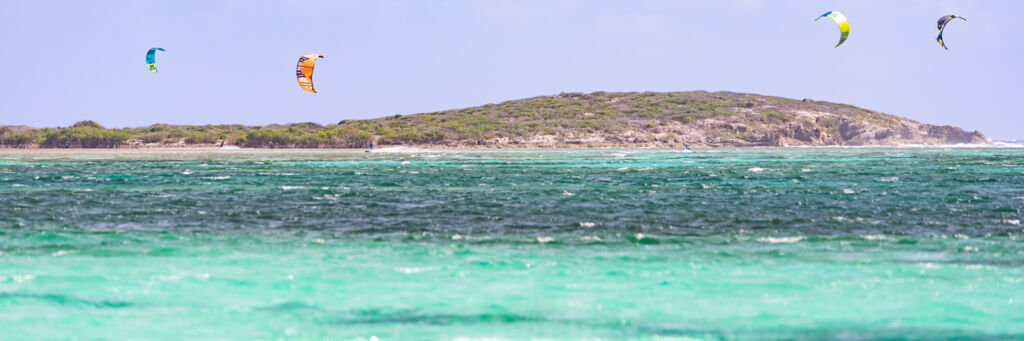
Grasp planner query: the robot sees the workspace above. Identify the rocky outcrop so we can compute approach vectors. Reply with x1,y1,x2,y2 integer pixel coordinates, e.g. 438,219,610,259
392,91,988,148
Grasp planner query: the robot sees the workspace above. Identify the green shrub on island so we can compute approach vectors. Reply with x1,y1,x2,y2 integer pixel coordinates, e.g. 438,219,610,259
240,126,375,148
0,131,43,147
71,120,105,129
41,126,130,148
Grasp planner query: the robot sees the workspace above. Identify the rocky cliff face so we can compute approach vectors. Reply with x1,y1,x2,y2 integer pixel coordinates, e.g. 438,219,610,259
673,110,988,147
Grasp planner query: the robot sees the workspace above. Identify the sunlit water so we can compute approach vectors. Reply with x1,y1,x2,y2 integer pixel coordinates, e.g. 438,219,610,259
1,147,1023,339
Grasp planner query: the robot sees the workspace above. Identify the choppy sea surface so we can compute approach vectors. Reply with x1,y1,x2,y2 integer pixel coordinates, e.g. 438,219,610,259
1,147,1023,340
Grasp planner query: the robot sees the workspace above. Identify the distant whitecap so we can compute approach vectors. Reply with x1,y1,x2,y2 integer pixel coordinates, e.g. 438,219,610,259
756,236,805,243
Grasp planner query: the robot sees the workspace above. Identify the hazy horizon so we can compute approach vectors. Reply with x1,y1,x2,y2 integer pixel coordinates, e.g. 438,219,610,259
2,1,1022,139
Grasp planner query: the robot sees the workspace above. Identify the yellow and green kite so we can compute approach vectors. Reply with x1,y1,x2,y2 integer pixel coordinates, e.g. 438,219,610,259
816,11,849,48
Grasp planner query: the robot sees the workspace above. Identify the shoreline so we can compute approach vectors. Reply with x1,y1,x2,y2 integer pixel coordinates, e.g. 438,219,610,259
1,142,1018,154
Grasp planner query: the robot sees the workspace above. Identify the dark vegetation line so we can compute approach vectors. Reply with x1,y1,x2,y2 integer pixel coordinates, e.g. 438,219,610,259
0,120,371,148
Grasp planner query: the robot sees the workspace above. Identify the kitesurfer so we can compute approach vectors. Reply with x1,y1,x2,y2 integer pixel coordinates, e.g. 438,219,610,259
369,141,375,150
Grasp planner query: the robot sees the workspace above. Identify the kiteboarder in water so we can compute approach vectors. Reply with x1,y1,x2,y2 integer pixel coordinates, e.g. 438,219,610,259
685,143,691,151
369,141,375,150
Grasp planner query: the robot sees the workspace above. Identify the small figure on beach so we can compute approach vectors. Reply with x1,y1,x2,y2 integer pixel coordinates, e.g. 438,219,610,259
369,141,375,150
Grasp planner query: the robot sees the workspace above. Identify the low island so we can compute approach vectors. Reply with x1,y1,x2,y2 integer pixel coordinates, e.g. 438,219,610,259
1,91,987,148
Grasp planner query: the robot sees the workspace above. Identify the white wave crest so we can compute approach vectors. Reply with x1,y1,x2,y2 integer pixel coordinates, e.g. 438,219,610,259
756,236,805,243
396,267,438,274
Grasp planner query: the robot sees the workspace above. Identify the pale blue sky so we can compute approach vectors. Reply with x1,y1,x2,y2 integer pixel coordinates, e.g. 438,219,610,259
1,0,1021,139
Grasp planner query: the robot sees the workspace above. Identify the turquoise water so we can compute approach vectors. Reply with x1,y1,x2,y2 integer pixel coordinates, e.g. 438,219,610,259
1,147,1023,340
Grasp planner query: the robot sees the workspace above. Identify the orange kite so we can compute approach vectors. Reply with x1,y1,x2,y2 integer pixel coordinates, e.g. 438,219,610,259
296,53,324,93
